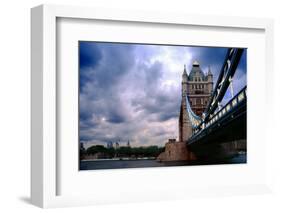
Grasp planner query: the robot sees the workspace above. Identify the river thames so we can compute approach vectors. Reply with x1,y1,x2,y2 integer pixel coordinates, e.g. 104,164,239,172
80,153,246,170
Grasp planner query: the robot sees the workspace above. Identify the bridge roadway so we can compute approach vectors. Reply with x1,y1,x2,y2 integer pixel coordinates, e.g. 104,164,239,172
187,86,247,147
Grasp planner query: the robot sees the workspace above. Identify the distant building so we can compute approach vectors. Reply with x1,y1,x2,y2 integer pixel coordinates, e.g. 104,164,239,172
127,140,130,147
115,142,119,149
179,61,213,142
107,141,113,148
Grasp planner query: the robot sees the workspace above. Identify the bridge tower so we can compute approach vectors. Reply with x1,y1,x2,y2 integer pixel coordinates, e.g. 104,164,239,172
178,62,213,142
187,61,213,116
179,65,193,142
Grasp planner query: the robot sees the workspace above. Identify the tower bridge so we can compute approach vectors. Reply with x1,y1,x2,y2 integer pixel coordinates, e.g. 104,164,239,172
157,48,246,162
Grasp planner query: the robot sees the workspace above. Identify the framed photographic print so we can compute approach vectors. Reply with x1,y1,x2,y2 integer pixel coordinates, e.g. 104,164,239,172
31,4,274,208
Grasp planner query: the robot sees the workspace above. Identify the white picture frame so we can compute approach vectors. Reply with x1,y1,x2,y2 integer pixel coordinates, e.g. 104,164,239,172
31,4,274,208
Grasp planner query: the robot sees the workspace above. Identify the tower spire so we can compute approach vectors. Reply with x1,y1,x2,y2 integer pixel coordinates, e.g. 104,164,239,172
183,64,187,75
208,65,212,75
182,64,188,97
182,64,188,82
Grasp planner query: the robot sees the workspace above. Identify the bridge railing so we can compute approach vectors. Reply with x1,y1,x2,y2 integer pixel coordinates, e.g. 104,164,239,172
193,86,247,136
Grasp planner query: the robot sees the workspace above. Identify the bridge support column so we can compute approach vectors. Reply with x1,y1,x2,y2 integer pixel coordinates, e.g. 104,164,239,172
179,97,192,142
157,140,196,162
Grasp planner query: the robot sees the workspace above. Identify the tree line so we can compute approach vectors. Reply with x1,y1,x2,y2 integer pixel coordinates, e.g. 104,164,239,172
80,144,165,159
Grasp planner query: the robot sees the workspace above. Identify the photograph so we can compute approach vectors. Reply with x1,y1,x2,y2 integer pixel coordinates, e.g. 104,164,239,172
78,41,247,170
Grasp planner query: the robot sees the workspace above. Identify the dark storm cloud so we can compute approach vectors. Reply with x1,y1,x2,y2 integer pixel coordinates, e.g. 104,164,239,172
79,42,102,69
79,42,246,146
138,92,180,120
79,42,135,94
79,42,137,128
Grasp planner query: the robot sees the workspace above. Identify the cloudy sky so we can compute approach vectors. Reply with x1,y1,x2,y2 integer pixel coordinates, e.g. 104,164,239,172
79,42,247,148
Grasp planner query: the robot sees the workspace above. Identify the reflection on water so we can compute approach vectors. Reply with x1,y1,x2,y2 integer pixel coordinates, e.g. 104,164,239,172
80,153,246,170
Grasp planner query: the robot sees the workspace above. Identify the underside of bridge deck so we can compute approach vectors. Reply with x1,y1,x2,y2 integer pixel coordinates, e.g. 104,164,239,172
187,100,246,147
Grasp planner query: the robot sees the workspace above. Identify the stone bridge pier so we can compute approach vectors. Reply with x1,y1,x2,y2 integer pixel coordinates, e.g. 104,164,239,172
157,139,196,162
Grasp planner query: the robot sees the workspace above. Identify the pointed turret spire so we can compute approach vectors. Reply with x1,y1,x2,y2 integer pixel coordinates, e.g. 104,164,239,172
182,64,188,83
182,64,188,96
183,64,187,75
208,65,212,75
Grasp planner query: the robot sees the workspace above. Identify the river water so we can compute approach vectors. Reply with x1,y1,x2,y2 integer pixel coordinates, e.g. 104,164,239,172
80,153,246,170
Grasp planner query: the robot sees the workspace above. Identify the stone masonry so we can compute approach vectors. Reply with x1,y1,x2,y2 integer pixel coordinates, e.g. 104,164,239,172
157,139,196,162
